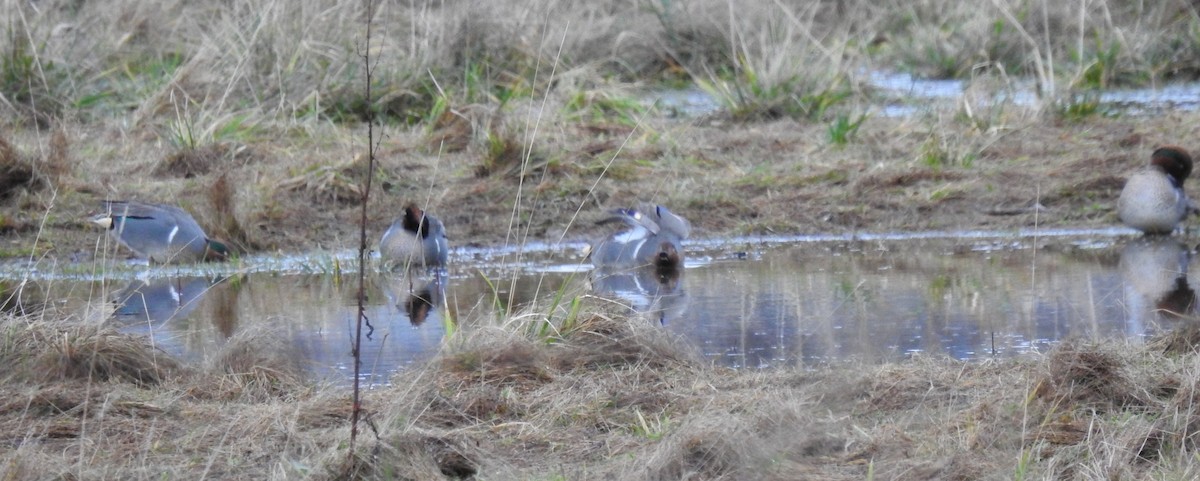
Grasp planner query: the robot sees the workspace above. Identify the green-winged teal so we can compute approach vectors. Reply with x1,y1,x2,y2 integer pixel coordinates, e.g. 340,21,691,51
380,205,448,270
590,204,690,272
1118,146,1194,235
90,201,229,263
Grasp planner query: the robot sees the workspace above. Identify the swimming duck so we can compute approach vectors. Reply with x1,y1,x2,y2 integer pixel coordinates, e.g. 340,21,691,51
1118,146,1194,235
379,205,449,271
90,200,229,263
590,204,690,272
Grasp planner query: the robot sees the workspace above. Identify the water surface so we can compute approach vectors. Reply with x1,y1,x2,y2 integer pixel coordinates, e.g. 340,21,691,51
650,71,1200,118
14,230,1197,383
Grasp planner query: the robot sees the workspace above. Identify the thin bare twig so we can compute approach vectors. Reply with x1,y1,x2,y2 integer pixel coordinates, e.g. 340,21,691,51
351,0,379,457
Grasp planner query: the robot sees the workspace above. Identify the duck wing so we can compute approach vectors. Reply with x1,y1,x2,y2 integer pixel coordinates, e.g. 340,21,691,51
598,207,662,235
648,205,691,239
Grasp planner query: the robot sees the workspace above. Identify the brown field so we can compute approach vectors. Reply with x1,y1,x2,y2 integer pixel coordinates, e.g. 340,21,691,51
5,0,1200,479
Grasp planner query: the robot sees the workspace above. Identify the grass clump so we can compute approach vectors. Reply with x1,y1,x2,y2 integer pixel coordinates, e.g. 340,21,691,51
1,19,68,125
828,111,869,146
1,317,179,386
564,89,647,127
11,295,1200,478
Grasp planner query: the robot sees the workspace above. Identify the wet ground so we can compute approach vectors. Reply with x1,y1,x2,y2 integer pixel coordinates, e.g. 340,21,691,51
8,72,1200,385
10,70,1200,266
11,228,1197,384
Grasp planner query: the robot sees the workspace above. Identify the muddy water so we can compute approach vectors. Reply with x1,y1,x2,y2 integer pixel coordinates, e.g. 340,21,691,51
17,231,1198,382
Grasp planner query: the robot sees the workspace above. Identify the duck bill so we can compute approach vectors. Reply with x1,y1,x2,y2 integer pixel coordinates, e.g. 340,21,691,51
88,214,113,229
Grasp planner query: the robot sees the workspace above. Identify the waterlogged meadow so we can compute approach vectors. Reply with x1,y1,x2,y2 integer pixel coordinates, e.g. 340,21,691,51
7,0,1200,479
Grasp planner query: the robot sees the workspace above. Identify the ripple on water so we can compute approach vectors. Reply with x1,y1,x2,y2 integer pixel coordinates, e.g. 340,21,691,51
10,227,1180,383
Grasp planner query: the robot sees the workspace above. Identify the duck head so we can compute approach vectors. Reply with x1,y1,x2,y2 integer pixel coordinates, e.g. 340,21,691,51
1151,146,1193,187
402,205,432,239
655,241,682,272
205,239,231,262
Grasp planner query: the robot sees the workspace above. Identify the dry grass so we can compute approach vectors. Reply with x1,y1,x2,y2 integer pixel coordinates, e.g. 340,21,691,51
4,0,1195,126
0,0,1199,261
7,1,1200,479
10,299,1200,479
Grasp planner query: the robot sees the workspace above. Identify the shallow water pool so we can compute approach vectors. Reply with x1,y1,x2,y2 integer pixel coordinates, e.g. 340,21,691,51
9,229,1195,383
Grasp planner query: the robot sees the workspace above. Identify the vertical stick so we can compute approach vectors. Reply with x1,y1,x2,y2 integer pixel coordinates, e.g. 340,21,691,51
351,0,379,456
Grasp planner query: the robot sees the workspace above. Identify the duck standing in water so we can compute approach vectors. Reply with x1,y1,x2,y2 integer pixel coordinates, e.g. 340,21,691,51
1118,146,1195,235
590,204,690,272
379,205,449,271
90,200,229,264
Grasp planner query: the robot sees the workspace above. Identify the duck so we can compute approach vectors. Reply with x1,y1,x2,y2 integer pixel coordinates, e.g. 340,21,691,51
90,200,230,263
590,204,690,272
1118,146,1194,235
379,205,449,271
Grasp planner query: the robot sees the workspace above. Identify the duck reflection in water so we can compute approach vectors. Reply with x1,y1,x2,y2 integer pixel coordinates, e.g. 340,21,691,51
590,267,688,325
382,274,446,327
1119,237,1196,334
112,277,217,326
588,204,691,325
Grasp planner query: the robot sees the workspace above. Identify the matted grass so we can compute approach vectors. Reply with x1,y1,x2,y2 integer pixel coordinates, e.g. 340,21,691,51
5,299,1200,479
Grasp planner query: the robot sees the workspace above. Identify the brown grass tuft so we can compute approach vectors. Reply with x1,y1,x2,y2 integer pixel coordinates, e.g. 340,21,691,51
0,318,179,386
276,154,368,204
442,339,552,387
550,313,695,371
348,432,479,481
643,415,752,480
202,325,312,401
1152,325,1200,356
475,130,525,178
0,135,38,200
43,127,71,187
426,108,476,153
1036,343,1139,409
206,172,253,251
154,142,256,178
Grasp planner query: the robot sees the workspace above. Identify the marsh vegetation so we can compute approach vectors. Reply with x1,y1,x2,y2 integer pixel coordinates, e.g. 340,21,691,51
5,0,1200,479
10,303,1200,479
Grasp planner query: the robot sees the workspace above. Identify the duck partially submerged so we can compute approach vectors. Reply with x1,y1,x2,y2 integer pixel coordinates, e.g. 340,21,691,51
590,204,690,272
1118,146,1194,235
379,205,449,271
90,200,229,264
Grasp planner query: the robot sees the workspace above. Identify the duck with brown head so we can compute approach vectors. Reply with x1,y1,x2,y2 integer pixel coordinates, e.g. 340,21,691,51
1118,146,1195,235
379,205,449,271
590,204,691,273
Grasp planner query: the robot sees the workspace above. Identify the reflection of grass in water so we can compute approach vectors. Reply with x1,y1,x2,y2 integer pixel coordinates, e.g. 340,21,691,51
835,278,871,303
928,274,952,295
9,308,1200,478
